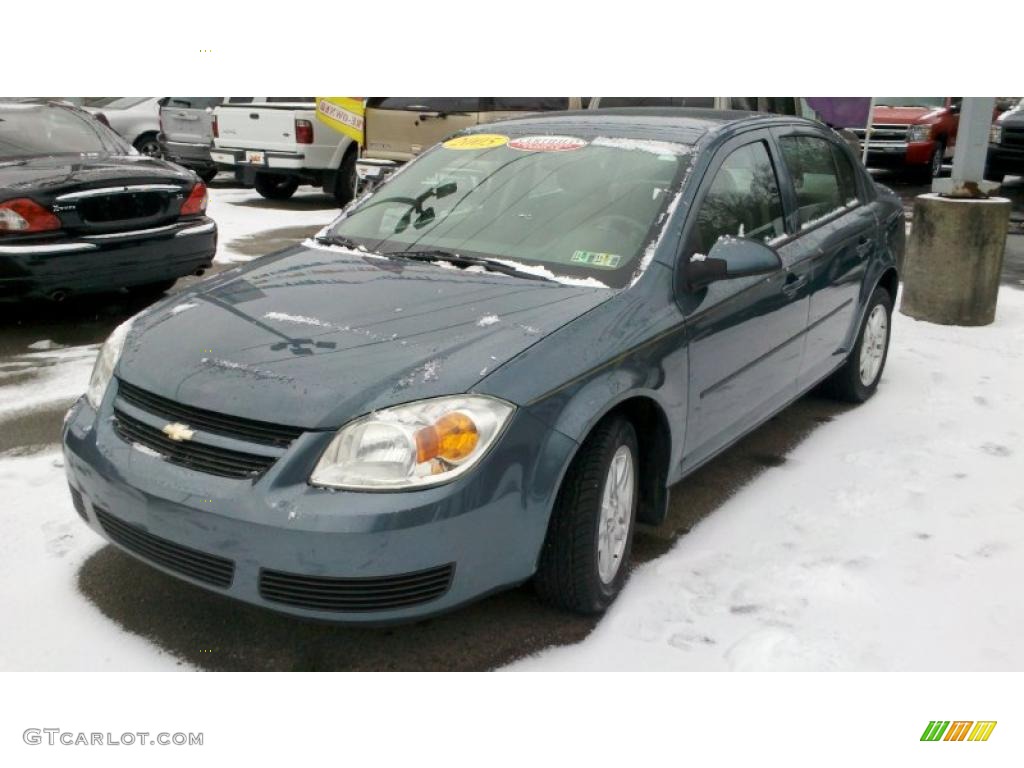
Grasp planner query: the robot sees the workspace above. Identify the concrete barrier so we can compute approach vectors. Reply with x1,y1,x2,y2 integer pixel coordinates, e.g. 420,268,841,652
900,193,1011,326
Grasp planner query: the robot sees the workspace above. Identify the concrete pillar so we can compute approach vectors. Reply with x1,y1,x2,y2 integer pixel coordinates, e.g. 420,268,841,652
900,193,1011,326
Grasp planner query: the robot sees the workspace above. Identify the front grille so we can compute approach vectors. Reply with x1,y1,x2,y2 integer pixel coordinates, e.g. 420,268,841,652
96,507,235,588
117,380,303,447
1003,127,1024,148
113,408,277,479
77,191,166,224
68,485,88,522
259,564,455,612
852,124,909,143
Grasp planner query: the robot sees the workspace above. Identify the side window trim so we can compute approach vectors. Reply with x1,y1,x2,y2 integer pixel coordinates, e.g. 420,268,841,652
678,129,785,262
767,126,863,245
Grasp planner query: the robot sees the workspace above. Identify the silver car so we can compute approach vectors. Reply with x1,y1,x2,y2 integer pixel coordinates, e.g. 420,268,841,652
158,97,227,182
85,97,162,157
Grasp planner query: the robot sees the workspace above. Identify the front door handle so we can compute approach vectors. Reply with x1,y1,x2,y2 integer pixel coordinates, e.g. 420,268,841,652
782,272,808,296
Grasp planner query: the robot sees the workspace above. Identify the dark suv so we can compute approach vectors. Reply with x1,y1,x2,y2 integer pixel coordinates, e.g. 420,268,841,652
987,99,1024,182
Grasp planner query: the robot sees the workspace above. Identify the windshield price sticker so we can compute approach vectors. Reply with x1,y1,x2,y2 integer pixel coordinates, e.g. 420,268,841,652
571,250,622,268
442,134,509,150
508,136,588,152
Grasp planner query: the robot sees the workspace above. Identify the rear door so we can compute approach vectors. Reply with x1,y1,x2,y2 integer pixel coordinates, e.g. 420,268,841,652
363,97,480,161
160,97,223,144
772,129,876,391
679,132,812,467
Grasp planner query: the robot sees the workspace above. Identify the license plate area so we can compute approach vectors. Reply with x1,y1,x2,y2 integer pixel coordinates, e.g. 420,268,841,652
245,151,266,165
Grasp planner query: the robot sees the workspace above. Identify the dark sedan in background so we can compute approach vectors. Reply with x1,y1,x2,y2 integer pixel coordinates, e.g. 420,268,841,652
0,101,216,302
64,109,902,623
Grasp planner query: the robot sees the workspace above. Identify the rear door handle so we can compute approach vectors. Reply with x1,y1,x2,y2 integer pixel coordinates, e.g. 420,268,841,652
782,272,808,296
855,236,874,257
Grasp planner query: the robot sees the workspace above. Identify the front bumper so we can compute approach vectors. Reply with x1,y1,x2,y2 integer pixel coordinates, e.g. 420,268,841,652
62,387,575,623
0,218,216,301
863,140,936,168
987,144,1024,176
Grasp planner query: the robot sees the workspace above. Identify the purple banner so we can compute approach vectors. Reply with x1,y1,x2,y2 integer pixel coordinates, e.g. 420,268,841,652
804,98,872,129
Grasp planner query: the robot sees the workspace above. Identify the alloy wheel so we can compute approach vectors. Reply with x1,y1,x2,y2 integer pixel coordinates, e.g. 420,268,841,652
597,444,635,585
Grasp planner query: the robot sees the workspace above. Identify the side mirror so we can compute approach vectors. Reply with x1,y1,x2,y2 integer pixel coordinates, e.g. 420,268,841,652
686,237,782,289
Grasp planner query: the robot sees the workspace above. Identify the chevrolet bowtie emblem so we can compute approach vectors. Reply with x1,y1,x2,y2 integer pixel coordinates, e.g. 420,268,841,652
162,422,195,442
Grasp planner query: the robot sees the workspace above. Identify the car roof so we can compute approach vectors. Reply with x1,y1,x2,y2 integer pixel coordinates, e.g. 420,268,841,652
464,107,814,146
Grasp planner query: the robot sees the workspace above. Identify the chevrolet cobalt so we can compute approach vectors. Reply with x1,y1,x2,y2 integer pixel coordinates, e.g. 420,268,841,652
63,110,902,622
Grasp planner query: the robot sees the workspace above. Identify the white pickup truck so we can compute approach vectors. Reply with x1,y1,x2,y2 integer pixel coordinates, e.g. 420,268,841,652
210,97,358,204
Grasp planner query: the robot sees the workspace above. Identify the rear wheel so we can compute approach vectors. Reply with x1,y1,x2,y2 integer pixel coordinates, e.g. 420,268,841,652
133,133,161,158
332,151,358,207
822,286,893,403
254,173,299,201
535,415,639,614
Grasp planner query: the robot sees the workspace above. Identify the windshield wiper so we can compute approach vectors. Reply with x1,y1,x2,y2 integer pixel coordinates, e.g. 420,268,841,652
386,249,553,282
315,233,369,251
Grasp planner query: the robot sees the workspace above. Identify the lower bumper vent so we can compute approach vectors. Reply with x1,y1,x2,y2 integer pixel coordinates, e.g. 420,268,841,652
96,507,235,588
258,563,455,612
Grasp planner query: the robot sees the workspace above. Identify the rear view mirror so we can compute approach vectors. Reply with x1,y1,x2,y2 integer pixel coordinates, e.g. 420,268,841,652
687,237,782,289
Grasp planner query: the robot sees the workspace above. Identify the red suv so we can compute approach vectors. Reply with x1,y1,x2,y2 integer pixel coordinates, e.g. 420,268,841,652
852,97,960,181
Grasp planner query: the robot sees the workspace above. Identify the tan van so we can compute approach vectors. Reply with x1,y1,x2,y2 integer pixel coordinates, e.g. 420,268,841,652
357,97,581,184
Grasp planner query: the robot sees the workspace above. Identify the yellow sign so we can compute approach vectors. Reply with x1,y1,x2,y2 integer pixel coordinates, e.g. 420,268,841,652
315,97,366,146
442,134,509,150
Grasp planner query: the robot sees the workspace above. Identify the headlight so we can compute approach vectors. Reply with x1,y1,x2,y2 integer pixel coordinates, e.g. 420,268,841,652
85,316,134,409
310,395,515,490
990,123,1003,145
907,125,932,143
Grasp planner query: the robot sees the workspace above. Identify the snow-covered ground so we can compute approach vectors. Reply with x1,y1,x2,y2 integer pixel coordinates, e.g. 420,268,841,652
514,289,1024,671
206,185,340,264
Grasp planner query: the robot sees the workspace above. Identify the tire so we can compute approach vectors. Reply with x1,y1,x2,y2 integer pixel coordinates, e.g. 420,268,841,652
822,286,893,403
535,415,640,614
254,173,299,201
910,142,944,183
332,151,358,207
129,278,177,298
134,133,162,158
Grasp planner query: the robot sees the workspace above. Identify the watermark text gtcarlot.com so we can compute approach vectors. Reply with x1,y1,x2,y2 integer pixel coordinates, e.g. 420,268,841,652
23,729,203,746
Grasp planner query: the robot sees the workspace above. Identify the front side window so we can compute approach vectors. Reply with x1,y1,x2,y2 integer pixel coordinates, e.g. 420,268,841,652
0,105,129,159
694,141,785,253
778,135,851,228
328,134,691,288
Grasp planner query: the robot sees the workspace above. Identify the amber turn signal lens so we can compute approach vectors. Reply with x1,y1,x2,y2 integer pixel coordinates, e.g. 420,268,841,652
415,412,479,464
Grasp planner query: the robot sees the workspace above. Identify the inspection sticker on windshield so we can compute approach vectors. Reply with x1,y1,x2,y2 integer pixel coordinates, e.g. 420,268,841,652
571,250,622,268
508,135,588,152
442,134,509,150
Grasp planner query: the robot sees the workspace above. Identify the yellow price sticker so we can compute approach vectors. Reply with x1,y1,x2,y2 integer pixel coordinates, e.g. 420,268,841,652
442,134,509,150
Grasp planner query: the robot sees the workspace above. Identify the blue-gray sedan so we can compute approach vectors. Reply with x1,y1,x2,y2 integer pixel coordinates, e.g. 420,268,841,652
63,109,904,622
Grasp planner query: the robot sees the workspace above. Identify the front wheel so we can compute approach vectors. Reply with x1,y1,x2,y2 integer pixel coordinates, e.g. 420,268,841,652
535,416,639,614
254,173,299,201
822,286,893,402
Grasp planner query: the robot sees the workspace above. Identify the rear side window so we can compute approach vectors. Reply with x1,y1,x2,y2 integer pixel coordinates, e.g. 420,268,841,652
599,97,715,109
165,97,223,109
778,135,851,227
367,97,479,112
695,141,785,253
484,98,570,111
831,144,860,204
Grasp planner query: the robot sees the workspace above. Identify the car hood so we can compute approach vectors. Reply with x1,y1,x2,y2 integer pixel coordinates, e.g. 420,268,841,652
117,245,615,430
871,105,946,125
0,154,193,197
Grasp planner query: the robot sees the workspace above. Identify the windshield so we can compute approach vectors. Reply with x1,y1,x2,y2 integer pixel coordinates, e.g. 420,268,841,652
0,105,129,159
875,97,946,108
328,134,690,288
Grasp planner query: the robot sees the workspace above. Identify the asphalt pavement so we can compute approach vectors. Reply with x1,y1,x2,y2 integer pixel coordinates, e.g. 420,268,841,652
2,173,1021,670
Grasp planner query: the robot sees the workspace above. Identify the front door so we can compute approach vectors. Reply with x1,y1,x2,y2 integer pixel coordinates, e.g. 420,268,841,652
679,134,813,469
